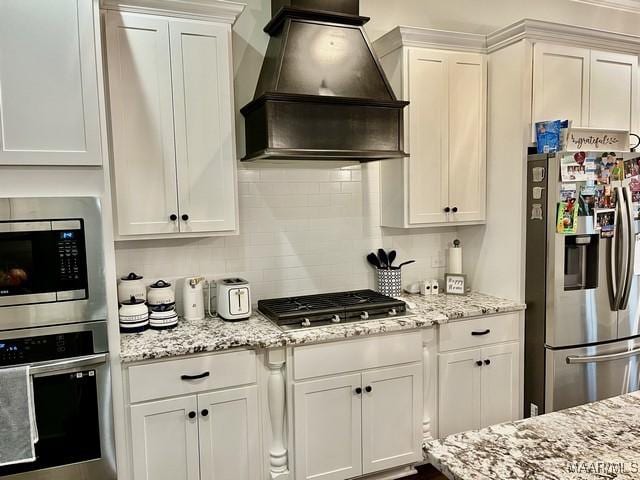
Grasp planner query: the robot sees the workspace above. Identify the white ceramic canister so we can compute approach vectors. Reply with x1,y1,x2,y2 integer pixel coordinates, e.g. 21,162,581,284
118,272,146,303
147,280,175,306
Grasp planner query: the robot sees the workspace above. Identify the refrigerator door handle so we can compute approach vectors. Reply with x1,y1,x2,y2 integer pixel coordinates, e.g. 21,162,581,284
566,346,640,364
620,186,635,310
613,185,628,311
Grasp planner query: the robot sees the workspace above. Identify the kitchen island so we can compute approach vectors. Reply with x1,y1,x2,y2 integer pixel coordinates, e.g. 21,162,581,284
425,391,640,480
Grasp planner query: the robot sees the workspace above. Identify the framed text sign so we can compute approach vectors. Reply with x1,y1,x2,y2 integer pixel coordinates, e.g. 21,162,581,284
445,273,466,295
563,127,630,152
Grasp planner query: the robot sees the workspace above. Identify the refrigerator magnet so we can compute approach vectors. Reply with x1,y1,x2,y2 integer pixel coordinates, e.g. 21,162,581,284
594,208,616,236
556,200,578,234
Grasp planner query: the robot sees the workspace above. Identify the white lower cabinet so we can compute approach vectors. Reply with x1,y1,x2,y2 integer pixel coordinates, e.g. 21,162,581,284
293,336,423,480
127,352,261,480
131,396,200,480
438,341,519,438
294,373,363,480
130,385,260,480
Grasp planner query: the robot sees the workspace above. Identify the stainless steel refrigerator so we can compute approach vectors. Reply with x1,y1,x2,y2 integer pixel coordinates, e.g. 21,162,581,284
525,152,640,416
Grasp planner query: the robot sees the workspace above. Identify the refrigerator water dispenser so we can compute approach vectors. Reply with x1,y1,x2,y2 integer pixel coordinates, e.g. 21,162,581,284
564,235,599,291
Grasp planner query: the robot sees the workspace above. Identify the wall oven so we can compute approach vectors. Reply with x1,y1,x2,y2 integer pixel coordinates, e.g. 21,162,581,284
0,321,115,480
0,197,106,330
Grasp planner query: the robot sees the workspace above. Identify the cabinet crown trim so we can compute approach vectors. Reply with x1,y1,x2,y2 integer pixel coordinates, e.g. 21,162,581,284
487,18,640,54
100,0,246,23
375,19,640,58
373,25,487,57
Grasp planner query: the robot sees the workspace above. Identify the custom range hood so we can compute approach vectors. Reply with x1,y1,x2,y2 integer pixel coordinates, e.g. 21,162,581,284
240,0,408,162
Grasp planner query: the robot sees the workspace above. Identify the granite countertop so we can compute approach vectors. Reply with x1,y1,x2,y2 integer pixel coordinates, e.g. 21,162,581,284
120,292,526,363
425,392,640,480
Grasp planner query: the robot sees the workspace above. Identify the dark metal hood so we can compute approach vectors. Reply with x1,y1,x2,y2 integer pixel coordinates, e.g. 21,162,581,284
240,0,409,162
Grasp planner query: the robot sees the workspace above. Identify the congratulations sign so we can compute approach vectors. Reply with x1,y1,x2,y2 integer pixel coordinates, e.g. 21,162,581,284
564,127,630,152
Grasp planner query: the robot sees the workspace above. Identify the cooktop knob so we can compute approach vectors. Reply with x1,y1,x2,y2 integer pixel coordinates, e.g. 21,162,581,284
388,308,397,316
301,318,311,327
332,315,341,323
360,311,369,320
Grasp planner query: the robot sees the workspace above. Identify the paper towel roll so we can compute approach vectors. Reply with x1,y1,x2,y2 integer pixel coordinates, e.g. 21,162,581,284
448,247,462,274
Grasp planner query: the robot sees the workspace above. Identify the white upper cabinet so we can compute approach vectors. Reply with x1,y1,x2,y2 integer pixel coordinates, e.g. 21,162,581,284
532,43,590,132
170,21,237,234
0,0,103,166
532,42,639,136
104,4,241,239
589,50,638,132
106,13,179,236
375,27,487,228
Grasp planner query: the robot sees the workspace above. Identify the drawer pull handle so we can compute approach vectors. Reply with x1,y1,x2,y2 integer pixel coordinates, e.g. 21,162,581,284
181,372,210,381
471,329,490,336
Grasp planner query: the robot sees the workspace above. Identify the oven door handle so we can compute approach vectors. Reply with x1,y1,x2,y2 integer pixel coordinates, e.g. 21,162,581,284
566,347,640,364
28,353,108,375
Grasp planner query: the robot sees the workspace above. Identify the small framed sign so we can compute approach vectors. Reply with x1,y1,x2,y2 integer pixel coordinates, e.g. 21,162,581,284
563,127,630,153
445,273,466,295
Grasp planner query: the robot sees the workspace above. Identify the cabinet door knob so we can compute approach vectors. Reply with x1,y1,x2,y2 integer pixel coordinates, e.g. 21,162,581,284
484,359,491,365
475,360,483,367
365,385,372,393
444,207,451,213
355,387,362,395
452,207,458,213
201,409,209,417
188,411,196,419
182,214,189,221
170,214,178,221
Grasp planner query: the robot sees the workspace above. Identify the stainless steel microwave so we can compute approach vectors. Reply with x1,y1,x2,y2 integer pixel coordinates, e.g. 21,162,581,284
0,198,106,331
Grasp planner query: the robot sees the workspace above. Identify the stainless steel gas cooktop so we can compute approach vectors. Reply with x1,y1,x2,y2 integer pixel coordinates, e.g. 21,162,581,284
258,289,408,331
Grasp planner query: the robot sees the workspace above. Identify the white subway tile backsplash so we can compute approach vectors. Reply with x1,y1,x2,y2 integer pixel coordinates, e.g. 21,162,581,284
114,164,457,300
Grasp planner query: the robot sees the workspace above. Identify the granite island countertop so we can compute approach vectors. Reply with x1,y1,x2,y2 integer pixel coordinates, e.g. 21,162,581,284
120,291,526,363
425,391,640,480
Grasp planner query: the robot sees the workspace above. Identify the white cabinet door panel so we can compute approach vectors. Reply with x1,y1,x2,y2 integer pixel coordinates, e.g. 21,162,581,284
294,374,363,480
198,386,261,480
438,349,482,437
106,12,179,236
448,53,486,223
407,48,449,225
0,0,102,165
589,50,638,132
361,364,423,474
480,342,519,428
130,396,200,480
170,21,237,233
532,43,590,135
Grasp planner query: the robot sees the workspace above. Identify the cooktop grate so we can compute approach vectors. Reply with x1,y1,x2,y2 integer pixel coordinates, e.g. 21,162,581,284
258,289,407,329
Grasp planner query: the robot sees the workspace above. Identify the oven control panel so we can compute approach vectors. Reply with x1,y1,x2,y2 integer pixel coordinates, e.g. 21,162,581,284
0,331,94,367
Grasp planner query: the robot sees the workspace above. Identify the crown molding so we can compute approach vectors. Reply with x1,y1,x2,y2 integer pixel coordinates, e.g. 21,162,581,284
372,25,487,57
570,0,640,13
487,18,640,54
100,0,246,24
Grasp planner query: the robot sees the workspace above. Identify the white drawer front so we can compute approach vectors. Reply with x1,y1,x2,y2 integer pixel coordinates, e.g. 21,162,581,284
438,313,520,352
293,331,423,381
128,350,257,403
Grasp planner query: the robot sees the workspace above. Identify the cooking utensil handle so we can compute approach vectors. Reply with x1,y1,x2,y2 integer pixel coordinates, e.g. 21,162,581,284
566,347,640,364
181,372,210,381
620,186,635,310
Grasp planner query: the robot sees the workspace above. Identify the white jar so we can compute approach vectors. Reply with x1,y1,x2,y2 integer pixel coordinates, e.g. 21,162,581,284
118,272,146,304
147,280,175,307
